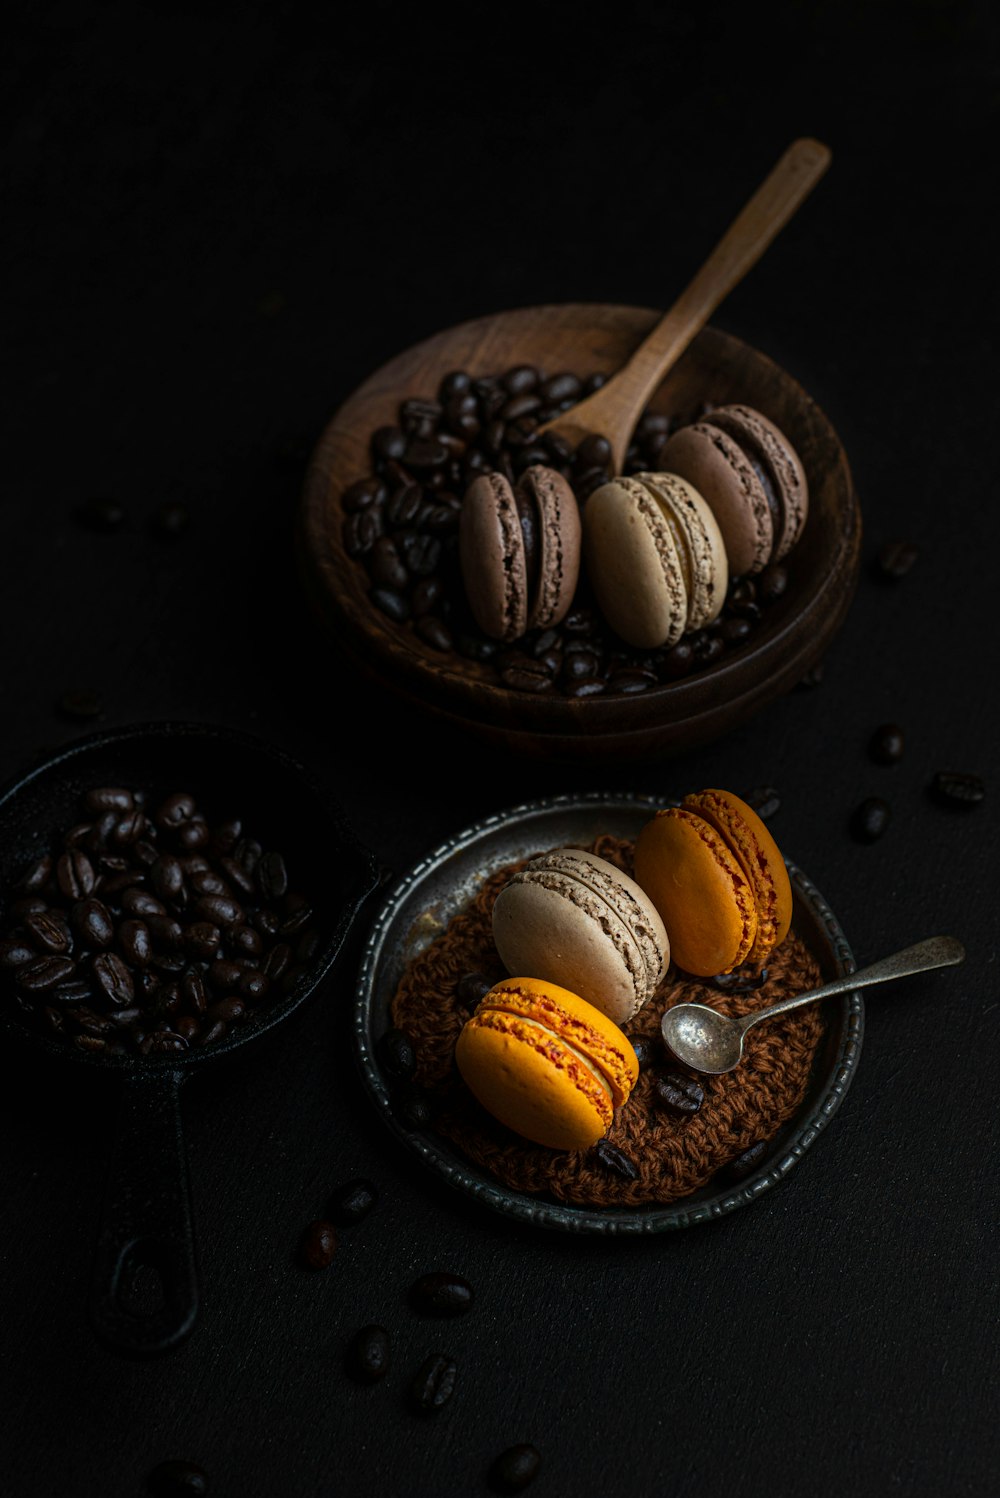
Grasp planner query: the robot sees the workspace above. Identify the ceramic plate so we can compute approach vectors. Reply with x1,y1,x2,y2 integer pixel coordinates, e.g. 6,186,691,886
353,792,864,1233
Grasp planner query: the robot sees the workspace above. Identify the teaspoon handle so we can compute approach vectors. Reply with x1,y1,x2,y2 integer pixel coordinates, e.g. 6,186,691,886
739,935,966,1034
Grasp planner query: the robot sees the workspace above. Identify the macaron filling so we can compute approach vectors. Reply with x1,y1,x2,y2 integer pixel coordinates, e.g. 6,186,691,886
477,982,636,1105
513,480,540,609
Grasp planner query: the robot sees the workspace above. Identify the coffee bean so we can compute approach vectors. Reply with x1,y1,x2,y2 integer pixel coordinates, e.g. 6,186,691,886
661,640,695,679
720,616,753,645
654,1073,705,1116
238,971,269,1001
385,483,423,528
174,1015,201,1042
151,855,186,904
722,1140,769,1182
440,370,471,399
869,724,905,765
796,660,825,690
377,1027,416,1081
371,587,410,623
593,1139,639,1180
58,689,104,720
564,677,605,699
398,532,441,577
263,942,293,980
930,770,986,808
175,819,208,852
74,1035,110,1054
608,668,655,694
875,539,919,580
693,633,725,665
229,924,262,958
500,658,554,693
195,895,244,928
278,897,313,936
147,1458,209,1497
574,433,612,470
184,922,222,960
208,960,244,991
219,857,256,896
711,965,769,994
344,509,383,557
346,1324,391,1383
456,972,492,1010
206,998,246,1026
0,938,36,969
197,1021,227,1047
416,615,453,652
120,888,166,919
851,797,891,842
23,912,71,955
20,854,53,893
489,1444,542,1493
404,438,447,472
180,971,208,1015
18,956,76,992
409,1354,457,1415
85,787,134,814
410,1272,474,1317
299,1220,338,1269
93,952,135,1006
410,576,443,617
744,787,781,820
372,426,407,464
369,536,409,591
74,1005,116,1037
342,477,386,512
57,850,96,900
329,1178,378,1226
118,920,152,967
395,1084,432,1130
629,1036,657,1071
257,852,288,902
757,564,788,604
503,365,539,396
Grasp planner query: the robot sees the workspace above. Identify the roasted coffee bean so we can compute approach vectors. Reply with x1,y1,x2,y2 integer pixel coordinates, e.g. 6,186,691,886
401,396,442,433
720,616,753,645
796,660,825,689
329,1178,378,1226
151,855,185,904
499,392,541,422
207,997,246,1024
440,370,471,399
185,870,226,899
404,438,447,472
58,688,105,720
184,922,222,960
369,536,409,591
179,970,208,1015
410,1272,474,1317
197,1021,226,1048
563,648,600,682
175,819,208,851
57,850,96,900
489,1444,542,1493
257,852,288,902
219,857,256,896
395,1084,432,1130
372,425,407,464
0,938,36,969
629,1035,658,1071
416,615,453,652
97,870,146,899
229,924,263,958
121,888,166,919
343,509,383,557
85,787,134,814
503,364,538,396
92,952,135,1006
757,564,788,604
377,1027,416,1081
385,483,422,528
851,797,891,842
147,1458,209,1497
456,972,492,1010
410,576,443,617
133,839,159,867
118,920,152,967
593,1138,639,1180
574,433,612,470
138,971,165,1005
409,1354,457,1415
875,539,919,579
869,723,905,765
209,959,245,991
608,668,655,694
299,1219,338,1270
174,1015,201,1042
10,897,48,921
155,792,196,829
238,971,269,1001
930,770,986,808
50,980,91,1008
74,1005,116,1037
564,677,606,699
195,895,244,928
111,809,146,845
74,1035,110,1054
342,476,385,512
20,854,53,892
281,964,306,994
397,532,441,577
710,966,768,994
654,1073,705,1116
143,1032,189,1055
23,912,71,955
500,658,554,693
263,942,293,980
295,928,321,964
346,1324,391,1383
722,1139,769,1182
17,956,75,992
371,586,410,623
152,953,186,976
693,632,725,665
278,897,313,936
41,1006,67,1035
661,640,695,679
110,1007,143,1027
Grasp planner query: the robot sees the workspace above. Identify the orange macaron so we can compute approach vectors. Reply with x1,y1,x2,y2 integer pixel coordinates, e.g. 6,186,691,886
454,977,639,1151
633,789,793,978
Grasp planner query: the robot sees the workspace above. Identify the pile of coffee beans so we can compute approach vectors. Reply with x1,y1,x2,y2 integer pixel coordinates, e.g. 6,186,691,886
0,786,318,1058
343,365,791,697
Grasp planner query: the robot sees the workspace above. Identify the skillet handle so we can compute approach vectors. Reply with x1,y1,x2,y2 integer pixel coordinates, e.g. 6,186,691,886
89,1067,198,1355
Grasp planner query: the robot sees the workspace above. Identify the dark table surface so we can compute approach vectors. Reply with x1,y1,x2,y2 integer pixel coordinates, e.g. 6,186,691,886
3,4,998,1495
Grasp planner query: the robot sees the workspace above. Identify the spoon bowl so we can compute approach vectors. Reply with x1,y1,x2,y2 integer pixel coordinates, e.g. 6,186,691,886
662,935,966,1074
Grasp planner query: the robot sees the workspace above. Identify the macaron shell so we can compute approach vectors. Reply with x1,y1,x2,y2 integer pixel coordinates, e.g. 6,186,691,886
633,807,757,977
660,423,773,576
546,848,669,993
636,472,729,628
684,789,793,961
583,477,687,648
476,978,639,1104
493,861,650,1024
518,466,581,630
704,405,808,561
458,471,527,641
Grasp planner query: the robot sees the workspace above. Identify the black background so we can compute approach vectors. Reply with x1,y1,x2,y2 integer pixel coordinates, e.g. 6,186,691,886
3,3,998,1495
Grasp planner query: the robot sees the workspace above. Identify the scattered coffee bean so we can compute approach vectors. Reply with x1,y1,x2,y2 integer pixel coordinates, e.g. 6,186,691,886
328,1178,378,1226
299,1220,338,1270
346,1324,391,1384
654,1073,705,1116
875,539,919,580
377,1027,416,1081
710,966,768,994
455,972,493,1010
851,797,891,842
409,1272,474,1317
395,1084,432,1130
869,723,905,765
744,787,781,820
147,1459,208,1496
722,1139,769,1183
151,501,190,537
489,1443,542,1493
929,770,986,809
629,1035,658,1071
593,1138,639,1181
796,660,825,689
58,689,105,720
409,1354,458,1415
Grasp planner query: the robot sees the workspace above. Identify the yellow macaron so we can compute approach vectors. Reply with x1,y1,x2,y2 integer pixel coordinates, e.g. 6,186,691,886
454,977,639,1151
633,789,793,978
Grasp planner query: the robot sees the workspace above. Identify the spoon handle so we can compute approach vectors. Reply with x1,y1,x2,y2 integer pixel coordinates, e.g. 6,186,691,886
740,935,966,1034
591,137,831,461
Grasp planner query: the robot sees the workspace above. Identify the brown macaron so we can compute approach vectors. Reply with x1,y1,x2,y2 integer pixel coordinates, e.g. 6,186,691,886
459,465,581,642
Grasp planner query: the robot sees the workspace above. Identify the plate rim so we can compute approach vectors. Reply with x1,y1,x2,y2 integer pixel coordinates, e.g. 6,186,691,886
353,790,865,1234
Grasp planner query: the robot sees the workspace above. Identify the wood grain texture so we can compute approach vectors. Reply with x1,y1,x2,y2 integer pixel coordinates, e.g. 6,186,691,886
298,310,861,759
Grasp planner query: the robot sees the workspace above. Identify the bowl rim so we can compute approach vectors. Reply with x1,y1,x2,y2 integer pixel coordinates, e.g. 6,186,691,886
299,308,861,734
352,789,865,1235
0,718,380,1074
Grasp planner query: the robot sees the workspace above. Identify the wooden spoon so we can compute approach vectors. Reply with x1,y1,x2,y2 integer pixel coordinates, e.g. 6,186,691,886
537,136,832,473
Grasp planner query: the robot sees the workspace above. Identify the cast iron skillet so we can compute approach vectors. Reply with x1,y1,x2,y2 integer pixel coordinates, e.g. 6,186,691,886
0,722,379,1356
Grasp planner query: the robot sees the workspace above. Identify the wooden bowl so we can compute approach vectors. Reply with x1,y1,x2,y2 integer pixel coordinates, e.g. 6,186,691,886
297,304,861,760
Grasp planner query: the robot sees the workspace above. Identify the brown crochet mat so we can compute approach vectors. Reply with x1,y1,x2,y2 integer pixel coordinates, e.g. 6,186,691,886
390,834,824,1208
